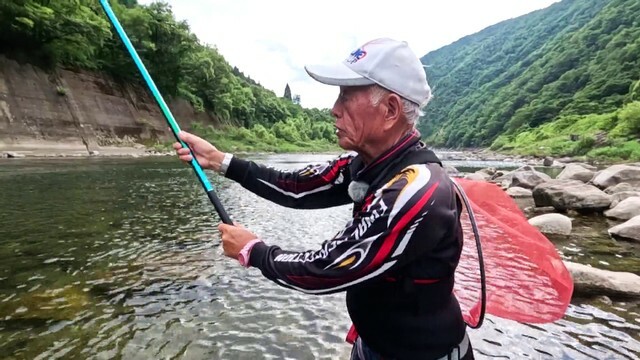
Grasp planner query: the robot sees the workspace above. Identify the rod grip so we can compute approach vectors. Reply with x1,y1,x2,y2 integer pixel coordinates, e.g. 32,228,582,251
207,190,233,224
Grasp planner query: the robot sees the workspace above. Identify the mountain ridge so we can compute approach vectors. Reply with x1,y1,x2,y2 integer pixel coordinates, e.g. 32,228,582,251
417,0,639,160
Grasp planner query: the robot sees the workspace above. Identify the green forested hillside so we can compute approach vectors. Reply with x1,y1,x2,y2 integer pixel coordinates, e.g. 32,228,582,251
419,0,640,160
0,0,337,152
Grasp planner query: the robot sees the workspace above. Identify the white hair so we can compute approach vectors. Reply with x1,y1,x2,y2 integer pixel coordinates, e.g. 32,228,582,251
369,85,428,125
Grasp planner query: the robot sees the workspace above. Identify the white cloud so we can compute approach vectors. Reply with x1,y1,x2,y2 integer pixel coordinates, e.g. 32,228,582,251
137,0,560,109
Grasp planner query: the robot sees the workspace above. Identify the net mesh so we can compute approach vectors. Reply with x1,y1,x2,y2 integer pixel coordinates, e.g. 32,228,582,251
453,178,574,327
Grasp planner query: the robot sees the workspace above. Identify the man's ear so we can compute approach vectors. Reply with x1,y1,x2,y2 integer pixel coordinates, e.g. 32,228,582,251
383,93,403,129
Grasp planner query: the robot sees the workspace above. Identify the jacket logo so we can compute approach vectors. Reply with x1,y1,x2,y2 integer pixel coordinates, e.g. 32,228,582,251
353,199,387,240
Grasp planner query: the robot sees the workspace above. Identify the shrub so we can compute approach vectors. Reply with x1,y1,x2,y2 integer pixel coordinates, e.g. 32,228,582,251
571,136,595,156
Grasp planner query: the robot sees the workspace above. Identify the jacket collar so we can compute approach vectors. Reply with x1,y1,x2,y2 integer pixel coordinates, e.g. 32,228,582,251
349,128,422,185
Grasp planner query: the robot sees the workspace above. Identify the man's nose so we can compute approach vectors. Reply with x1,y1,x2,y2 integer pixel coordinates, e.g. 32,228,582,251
331,102,341,118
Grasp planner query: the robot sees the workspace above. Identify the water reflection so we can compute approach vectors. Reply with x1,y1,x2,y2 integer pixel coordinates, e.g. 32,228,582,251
0,155,638,360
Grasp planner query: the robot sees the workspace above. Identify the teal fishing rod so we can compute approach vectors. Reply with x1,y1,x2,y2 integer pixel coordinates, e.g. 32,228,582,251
99,0,232,224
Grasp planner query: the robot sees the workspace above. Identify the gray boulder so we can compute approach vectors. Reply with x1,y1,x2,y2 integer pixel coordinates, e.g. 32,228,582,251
533,180,584,207
591,164,640,188
604,197,640,220
506,186,533,198
523,206,558,217
556,164,595,183
604,182,635,195
565,261,640,299
533,180,611,212
528,213,572,235
554,184,612,212
464,172,491,181
608,215,640,242
508,169,552,189
492,166,531,183
574,163,597,171
478,167,497,176
610,191,640,207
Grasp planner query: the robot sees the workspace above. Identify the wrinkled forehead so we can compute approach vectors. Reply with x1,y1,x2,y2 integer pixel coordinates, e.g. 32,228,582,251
339,84,376,95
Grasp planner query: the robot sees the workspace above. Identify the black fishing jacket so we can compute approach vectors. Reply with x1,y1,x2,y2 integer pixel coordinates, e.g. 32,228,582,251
224,130,467,359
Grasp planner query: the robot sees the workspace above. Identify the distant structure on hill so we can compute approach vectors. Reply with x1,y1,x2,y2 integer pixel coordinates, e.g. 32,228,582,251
283,83,300,105
283,83,292,101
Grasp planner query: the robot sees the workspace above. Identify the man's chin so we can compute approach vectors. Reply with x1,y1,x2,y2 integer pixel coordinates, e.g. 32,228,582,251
337,139,354,151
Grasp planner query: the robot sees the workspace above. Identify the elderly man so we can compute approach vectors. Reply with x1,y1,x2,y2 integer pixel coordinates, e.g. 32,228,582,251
174,38,473,359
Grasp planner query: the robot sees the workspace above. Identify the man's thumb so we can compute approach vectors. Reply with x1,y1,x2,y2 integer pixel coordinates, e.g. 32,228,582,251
178,131,193,144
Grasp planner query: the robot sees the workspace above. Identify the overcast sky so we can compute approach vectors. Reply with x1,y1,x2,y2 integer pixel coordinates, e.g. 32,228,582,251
138,0,560,109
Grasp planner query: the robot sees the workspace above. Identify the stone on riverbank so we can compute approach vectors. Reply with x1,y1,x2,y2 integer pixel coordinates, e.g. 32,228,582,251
608,215,640,242
477,167,497,176
610,191,640,207
604,182,635,194
464,172,491,181
604,197,640,220
510,169,552,189
565,261,640,299
591,164,640,188
506,186,533,198
528,213,572,235
532,180,611,212
523,206,557,217
576,163,598,171
532,180,584,207
556,164,595,183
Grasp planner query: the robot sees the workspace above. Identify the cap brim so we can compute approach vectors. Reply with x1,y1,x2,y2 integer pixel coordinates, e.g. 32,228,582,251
304,63,375,86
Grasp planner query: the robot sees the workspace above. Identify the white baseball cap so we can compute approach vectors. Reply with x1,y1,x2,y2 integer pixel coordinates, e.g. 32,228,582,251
304,38,431,106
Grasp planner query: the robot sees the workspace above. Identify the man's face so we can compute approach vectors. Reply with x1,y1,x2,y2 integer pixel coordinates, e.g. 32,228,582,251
331,86,385,153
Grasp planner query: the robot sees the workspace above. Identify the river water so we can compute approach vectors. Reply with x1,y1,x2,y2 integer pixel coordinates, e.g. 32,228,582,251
0,154,639,360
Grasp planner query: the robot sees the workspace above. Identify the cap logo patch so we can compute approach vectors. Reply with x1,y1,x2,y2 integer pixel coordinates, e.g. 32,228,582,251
346,48,366,64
